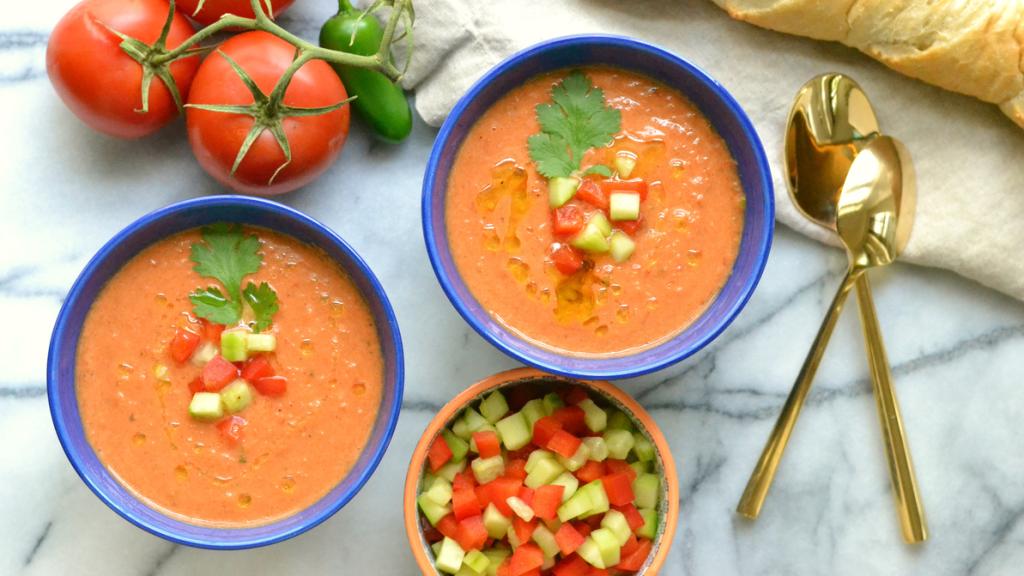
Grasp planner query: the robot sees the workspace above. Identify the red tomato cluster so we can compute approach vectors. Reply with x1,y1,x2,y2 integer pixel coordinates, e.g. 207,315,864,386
46,0,350,195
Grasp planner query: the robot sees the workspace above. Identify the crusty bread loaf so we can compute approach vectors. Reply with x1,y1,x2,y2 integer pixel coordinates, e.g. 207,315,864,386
711,0,1024,128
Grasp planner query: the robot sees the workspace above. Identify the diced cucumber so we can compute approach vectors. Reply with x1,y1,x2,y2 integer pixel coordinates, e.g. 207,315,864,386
506,525,522,549
462,407,489,434
425,476,453,506
418,493,452,526
614,153,637,178
549,472,579,502
452,416,470,439
633,473,661,509
542,393,564,414
432,541,444,557
468,423,496,453
576,537,605,569
607,410,634,431
556,442,590,472
578,398,607,432
525,450,555,473
495,412,531,450
246,332,276,352
600,509,631,546
520,399,547,428
570,222,610,254
608,231,637,263
436,459,467,482
548,177,580,208
436,537,466,574
220,329,249,362
609,192,641,221
531,524,559,559
483,503,512,539
190,342,218,366
454,565,480,576
637,507,658,540
589,527,621,567
557,485,593,522
579,480,610,517
589,212,612,236
220,379,253,414
543,555,555,571
629,461,648,478
603,429,635,460
480,391,510,423
471,455,506,485
482,548,510,576
582,437,608,462
633,432,655,462
524,457,565,488
463,549,490,574
443,429,470,462
188,392,224,422
506,496,534,521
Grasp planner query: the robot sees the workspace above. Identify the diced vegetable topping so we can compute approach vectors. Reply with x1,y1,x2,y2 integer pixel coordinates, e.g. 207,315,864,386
548,177,580,208
169,327,201,364
609,192,641,221
201,355,239,391
609,231,637,263
551,204,585,236
220,379,254,414
614,152,637,179
246,332,277,352
419,384,663,575
220,328,250,362
188,392,224,422
570,222,609,254
550,244,584,276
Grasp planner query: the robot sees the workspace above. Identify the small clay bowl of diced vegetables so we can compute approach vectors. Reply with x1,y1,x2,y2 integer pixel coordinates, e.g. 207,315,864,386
404,367,679,575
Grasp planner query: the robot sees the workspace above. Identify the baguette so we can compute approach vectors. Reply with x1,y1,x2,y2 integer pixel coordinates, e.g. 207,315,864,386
711,0,1024,128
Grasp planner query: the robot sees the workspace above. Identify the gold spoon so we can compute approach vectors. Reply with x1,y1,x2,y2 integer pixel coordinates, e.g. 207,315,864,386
737,74,926,543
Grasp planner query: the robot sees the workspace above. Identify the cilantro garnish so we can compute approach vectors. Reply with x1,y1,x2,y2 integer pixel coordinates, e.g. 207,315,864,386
527,71,622,179
189,224,279,332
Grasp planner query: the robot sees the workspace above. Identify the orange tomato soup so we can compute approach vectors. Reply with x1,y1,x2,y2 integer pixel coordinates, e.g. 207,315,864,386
446,67,746,356
76,227,383,526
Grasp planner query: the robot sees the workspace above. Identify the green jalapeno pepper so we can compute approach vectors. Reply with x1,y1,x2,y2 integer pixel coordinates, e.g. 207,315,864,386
319,0,413,142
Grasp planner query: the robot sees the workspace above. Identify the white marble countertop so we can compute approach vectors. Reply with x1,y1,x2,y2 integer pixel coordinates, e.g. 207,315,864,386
4,2,1024,575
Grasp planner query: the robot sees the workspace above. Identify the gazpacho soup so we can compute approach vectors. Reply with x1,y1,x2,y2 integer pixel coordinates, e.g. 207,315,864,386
75,224,384,526
446,67,745,356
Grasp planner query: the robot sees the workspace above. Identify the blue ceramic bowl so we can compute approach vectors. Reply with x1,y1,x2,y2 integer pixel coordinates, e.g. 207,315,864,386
47,196,404,549
422,35,774,379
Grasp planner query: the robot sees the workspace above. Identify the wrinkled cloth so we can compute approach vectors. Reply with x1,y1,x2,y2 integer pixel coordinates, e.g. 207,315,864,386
399,0,1024,301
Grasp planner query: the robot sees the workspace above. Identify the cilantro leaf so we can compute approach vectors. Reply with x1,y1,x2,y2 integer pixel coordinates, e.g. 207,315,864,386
583,164,613,177
189,286,241,325
242,281,279,333
190,224,262,303
528,71,622,178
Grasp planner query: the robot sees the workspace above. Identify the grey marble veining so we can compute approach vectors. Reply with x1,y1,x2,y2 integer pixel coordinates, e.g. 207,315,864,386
3,2,1024,575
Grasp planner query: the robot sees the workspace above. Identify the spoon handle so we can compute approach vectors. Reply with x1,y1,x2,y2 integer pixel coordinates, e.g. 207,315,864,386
737,269,859,519
853,274,928,543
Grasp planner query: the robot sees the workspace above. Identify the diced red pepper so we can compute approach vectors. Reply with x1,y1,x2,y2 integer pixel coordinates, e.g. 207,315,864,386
575,179,608,210
241,355,275,382
600,178,648,200
532,416,563,448
216,415,247,445
506,446,534,461
559,386,590,406
614,503,645,532
202,355,239,391
453,471,477,491
616,538,654,571
200,319,225,344
552,554,590,576
552,204,585,236
573,521,592,538
604,459,638,482
584,513,605,528
550,243,584,276
620,533,640,558
574,460,606,484
551,406,589,436
481,477,522,516
512,516,537,545
452,485,483,520
188,376,205,394
473,430,502,459
547,429,583,459
436,513,460,540
509,543,544,576
505,458,528,481
518,486,535,507
427,436,453,472
455,514,488,552
169,327,201,364
252,375,287,396
531,484,564,520
554,521,585,556
617,215,643,236
588,569,610,576
496,559,513,576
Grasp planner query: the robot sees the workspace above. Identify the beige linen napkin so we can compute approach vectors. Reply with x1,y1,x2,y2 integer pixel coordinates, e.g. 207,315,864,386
398,0,1024,301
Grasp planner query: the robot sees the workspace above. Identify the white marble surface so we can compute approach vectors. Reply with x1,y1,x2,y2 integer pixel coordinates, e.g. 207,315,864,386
4,2,1024,575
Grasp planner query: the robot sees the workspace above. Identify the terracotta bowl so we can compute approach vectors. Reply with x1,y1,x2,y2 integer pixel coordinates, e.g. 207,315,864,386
403,368,679,574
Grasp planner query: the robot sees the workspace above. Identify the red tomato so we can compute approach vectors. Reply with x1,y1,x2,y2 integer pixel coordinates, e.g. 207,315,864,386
169,327,200,363
253,375,288,396
176,0,294,25
202,355,239,391
185,31,351,195
47,0,199,138
550,244,583,276
575,179,608,210
216,415,247,444
552,204,584,236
